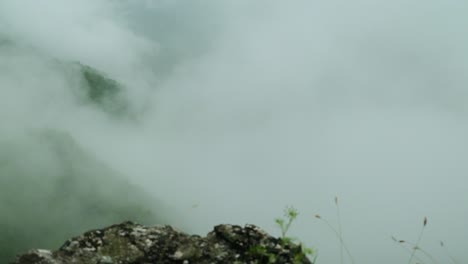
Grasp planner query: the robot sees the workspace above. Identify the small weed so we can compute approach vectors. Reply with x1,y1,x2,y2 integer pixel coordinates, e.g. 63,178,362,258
407,217,428,264
392,217,460,264
247,245,277,264
314,197,355,264
275,206,317,263
391,235,438,264
276,198,461,264
275,206,299,239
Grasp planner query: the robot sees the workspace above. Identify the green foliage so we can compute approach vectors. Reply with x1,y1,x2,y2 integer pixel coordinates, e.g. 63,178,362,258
247,245,277,264
76,63,131,118
245,206,316,263
275,206,317,264
0,131,169,263
275,206,299,239
80,64,120,102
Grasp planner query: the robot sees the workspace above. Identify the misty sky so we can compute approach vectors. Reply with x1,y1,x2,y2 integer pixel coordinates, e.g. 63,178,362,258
1,1,468,263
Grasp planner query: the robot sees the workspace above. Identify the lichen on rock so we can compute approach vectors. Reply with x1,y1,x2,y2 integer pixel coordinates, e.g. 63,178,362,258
13,221,312,264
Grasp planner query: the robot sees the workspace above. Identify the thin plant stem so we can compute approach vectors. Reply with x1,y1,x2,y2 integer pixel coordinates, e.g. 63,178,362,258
391,236,429,264
335,196,343,264
440,241,459,264
399,240,439,264
408,217,427,264
315,215,355,264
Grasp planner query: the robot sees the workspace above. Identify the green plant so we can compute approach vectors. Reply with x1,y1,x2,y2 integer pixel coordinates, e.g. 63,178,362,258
247,245,277,264
275,206,299,239
275,206,317,264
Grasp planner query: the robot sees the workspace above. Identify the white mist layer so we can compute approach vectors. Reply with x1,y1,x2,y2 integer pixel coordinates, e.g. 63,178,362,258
1,1,468,263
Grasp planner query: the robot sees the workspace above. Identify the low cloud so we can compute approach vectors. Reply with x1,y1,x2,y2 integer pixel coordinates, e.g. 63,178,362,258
1,1,467,263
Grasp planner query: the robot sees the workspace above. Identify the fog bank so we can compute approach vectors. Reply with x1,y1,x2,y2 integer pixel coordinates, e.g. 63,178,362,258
1,1,467,263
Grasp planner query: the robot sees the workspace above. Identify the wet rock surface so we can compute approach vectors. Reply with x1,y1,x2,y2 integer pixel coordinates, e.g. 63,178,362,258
13,221,312,264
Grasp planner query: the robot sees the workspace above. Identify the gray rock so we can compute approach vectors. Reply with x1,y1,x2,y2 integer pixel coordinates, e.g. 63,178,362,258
13,222,312,264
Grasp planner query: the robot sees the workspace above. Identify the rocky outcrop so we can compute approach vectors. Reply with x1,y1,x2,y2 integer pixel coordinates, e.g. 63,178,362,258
13,221,312,264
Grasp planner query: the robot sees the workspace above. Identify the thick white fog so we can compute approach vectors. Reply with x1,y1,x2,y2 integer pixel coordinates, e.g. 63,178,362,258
1,0,467,263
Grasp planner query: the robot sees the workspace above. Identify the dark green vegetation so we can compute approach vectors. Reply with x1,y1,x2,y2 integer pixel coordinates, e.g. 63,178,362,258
0,38,168,262
76,63,131,118
0,130,169,263
0,34,133,119
273,207,316,264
